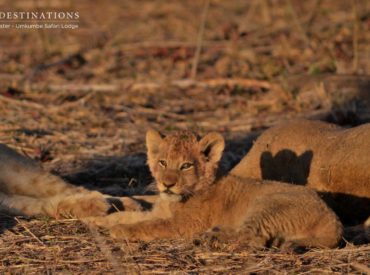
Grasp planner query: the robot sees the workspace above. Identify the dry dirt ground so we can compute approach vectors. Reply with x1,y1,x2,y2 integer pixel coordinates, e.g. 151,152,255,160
0,0,369,274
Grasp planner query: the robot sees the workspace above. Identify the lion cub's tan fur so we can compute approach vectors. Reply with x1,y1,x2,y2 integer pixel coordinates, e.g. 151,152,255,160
89,130,342,248
231,119,370,224
0,144,112,218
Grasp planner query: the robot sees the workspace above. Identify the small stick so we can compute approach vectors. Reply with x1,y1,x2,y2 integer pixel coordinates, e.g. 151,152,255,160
306,0,323,29
351,262,370,274
352,0,359,73
191,0,211,79
0,94,44,110
285,0,310,45
14,217,45,246
88,225,124,275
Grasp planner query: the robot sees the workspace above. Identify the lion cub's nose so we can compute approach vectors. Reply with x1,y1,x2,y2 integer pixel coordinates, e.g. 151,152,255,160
163,182,176,188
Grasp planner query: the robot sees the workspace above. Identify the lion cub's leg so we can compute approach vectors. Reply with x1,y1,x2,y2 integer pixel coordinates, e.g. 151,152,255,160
110,219,176,241
85,197,169,228
110,219,183,241
108,208,211,241
84,210,158,228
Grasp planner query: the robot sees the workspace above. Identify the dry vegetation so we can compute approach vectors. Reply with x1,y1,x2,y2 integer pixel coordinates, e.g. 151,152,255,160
0,0,369,273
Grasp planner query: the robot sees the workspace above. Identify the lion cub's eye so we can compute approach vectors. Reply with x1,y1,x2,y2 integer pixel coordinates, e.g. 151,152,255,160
158,159,167,168
180,162,193,170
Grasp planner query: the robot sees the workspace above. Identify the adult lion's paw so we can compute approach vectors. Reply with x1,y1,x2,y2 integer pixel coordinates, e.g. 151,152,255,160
56,192,110,219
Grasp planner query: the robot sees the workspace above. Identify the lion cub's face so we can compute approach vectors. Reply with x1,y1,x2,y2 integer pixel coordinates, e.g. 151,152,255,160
146,130,225,202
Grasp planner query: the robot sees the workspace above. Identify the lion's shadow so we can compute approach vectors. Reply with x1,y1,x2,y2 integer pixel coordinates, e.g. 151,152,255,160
260,150,313,185
0,213,17,235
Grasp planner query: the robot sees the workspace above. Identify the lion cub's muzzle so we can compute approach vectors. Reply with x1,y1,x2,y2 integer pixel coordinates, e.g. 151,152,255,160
161,181,178,195
158,179,183,202
163,181,176,189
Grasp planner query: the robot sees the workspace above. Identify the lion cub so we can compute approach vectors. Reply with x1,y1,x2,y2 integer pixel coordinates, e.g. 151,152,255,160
0,144,111,218
88,130,343,249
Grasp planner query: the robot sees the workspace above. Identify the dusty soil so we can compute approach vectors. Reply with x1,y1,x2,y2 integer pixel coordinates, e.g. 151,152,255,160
0,0,369,273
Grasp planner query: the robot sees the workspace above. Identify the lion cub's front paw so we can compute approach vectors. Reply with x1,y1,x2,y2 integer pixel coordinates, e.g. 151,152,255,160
110,224,150,241
110,224,136,240
56,192,110,219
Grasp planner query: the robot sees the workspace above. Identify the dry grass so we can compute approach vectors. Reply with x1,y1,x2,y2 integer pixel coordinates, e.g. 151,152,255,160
0,0,369,273
1,217,369,274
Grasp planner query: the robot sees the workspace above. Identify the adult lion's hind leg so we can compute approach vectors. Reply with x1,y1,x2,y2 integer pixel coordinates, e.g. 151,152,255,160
0,191,143,219
0,192,56,217
0,191,111,219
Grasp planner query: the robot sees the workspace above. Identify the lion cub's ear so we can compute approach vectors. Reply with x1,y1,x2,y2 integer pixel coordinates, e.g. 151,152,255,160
146,129,163,157
199,132,225,163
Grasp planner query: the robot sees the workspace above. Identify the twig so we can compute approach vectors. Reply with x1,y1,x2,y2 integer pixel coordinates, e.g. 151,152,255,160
352,0,359,73
14,255,105,264
34,83,117,93
26,53,84,81
106,40,233,51
88,225,125,275
133,78,285,94
48,91,98,112
0,73,23,80
306,0,323,29
0,94,44,110
351,262,370,274
285,0,310,45
28,78,284,95
191,0,211,79
14,217,45,246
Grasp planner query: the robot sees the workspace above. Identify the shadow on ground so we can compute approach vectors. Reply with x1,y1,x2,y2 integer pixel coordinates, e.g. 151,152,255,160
62,131,261,197
0,213,17,235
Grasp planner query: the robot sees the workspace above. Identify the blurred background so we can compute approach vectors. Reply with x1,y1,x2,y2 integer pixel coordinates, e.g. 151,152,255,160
0,0,369,183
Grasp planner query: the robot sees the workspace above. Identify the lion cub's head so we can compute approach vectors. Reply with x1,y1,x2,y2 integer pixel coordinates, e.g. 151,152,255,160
146,130,225,202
